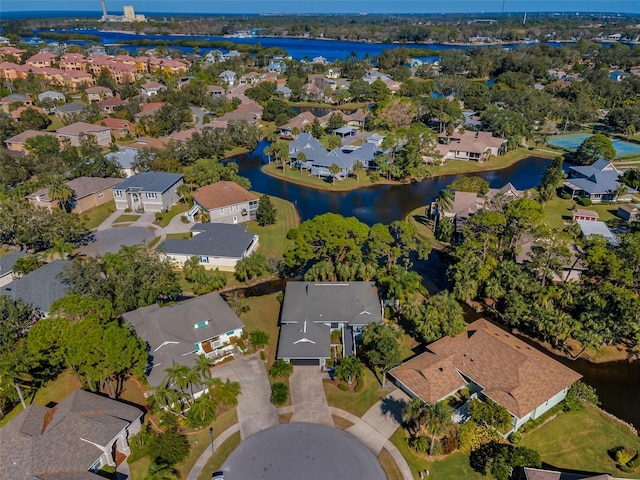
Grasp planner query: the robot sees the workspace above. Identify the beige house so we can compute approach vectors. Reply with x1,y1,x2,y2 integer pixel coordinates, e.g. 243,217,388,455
27,177,120,213
436,129,505,163
85,85,114,102
191,181,259,223
56,122,111,147
4,129,56,152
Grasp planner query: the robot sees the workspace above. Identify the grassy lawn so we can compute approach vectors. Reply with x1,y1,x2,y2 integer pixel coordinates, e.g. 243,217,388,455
542,196,620,229
113,213,141,224
46,115,64,131
389,428,483,480
378,447,404,480
196,431,242,480
246,194,299,260
237,292,282,367
82,200,116,230
263,162,379,192
406,205,444,251
323,367,387,417
156,203,191,227
521,405,640,478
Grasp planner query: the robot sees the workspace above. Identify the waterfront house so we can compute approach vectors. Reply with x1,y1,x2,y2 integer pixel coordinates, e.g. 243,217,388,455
124,292,245,388
56,122,111,147
617,203,639,223
436,129,505,163
563,159,636,203
515,233,586,283
191,180,259,224
389,319,582,433
524,467,615,480
277,282,383,366
1,389,143,478
27,177,120,214
0,251,27,288
112,171,182,212
161,223,259,272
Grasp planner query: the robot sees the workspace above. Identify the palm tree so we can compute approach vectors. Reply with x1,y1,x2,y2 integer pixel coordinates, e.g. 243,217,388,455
0,351,32,409
146,461,179,480
328,163,341,184
193,354,214,382
403,397,427,437
334,355,364,385
433,188,454,220
296,152,306,172
47,174,73,212
352,160,364,182
210,378,242,407
164,362,191,398
188,396,218,424
614,184,628,203
423,401,453,456
176,184,191,204
45,238,74,261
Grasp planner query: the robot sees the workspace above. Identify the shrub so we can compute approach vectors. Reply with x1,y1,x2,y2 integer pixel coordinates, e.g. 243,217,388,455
270,382,289,405
442,435,459,455
124,207,132,213
181,215,190,223
354,377,364,392
615,447,638,466
155,212,163,222
508,432,522,444
269,359,294,379
409,435,429,454
250,329,270,350
577,197,592,206
338,383,349,391
368,170,381,182
628,453,640,469
560,193,572,200
260,351,266,361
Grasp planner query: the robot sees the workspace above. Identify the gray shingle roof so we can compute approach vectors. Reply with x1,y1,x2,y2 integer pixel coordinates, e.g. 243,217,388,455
289,133,377,170
124,292,244,387
0,390,142,479
277,321,331,359
106,148,139,169
566,160,637,196
281,282,382,326
114,171,183,193
0,251,27,277
0,260,69,313
161,223,257,258
55,102,85,114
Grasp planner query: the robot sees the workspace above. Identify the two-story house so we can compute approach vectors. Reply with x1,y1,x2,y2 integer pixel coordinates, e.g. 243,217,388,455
56,122,111,147
563,159,636,203
112,171,183,212
191,181,259,223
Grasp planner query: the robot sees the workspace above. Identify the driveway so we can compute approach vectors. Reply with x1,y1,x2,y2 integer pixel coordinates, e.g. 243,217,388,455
77,227,156,256
190,106,205,130
211,354,278,439
289,366,334,426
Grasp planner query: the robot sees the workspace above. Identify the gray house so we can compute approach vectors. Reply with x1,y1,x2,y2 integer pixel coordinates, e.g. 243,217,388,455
219,70,237,85
1,389,143,478
112,171,183,212
124,292,245,388
563,159,636,203
0,251,27,288
161,223,259,272
277,282,383,366
0,260,69,317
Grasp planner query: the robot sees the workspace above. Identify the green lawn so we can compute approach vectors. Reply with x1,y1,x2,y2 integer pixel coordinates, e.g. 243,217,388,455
406,205,444,251
246,194,299,260
82,200,116,230
238,292,282,367
156,202,191,227
196,431,242,480
542,196,620,229
323,367,387,417
521,405,640,478
113,213,141,224
263,162,379,192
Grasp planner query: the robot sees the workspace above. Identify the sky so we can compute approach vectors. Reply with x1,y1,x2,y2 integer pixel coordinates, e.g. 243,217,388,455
2,0,639,14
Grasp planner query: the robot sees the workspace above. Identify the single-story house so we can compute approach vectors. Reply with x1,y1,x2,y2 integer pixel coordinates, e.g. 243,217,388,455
0,389,143,478
4,129,56,152
524,467,615,480
26,176,121,214
124,292,245,388
106,147,139,177
206,85,226,97
563,159,636,203
54,101,86,118
112,171,183,212
161,223,259,271
56,122,111,147
38,90,66,103
617,203,639,222
577,219,618,246
0,260,69,317
85,85,113,102
191,180,259,223
572,209,599,222
277,282,383,366
288,132,378,179
389,319,582,433
140,81,167,96
436,129,505,163
0,251,27,288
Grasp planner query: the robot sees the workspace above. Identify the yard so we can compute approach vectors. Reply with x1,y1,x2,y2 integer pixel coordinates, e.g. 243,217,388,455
196,431,242,480
262,162,380,192
236,292,283,367
155,202,191,227
521,405,640,478
246,194,299,260
542,195,621,229
82,200,116,230
323,367,388,417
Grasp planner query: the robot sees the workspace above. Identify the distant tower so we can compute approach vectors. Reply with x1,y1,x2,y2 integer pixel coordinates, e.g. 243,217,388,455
123,5,136,22
100,0,107,19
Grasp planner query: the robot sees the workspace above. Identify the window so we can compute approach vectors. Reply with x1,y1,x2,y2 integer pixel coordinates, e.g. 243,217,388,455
114,190,122,198
97,192,104,199
226,330,235,336
146,192,157,199
220,208,224,214
194,320,209,329
199,256,209,264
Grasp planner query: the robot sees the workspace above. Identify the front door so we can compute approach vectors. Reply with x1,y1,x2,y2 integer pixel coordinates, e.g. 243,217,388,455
233,215,238,224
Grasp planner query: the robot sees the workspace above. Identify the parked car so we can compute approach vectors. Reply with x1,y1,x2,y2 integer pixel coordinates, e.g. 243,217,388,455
212,472,225,480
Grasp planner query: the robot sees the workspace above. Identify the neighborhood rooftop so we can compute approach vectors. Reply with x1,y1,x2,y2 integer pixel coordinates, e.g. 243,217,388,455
114,171,183,193
192,180,259,210
161,223,257,258
0,260,69,314
27,177,121,203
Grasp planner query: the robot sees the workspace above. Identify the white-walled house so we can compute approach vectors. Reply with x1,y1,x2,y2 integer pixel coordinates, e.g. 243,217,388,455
112,171,183,212
191,181,259,223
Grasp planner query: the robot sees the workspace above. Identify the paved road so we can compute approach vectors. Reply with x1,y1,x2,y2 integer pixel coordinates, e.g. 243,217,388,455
222,423,386,480
289,366,334,426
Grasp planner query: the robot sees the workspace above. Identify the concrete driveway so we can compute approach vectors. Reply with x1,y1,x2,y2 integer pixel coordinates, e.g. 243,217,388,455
289,366,334,426
77,227,156,256
222,423,385,480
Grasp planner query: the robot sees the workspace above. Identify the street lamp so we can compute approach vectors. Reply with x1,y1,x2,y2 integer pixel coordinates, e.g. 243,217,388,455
209,427,214,454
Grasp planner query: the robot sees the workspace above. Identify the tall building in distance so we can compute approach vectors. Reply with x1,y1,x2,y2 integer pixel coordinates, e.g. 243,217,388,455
100,1,146,22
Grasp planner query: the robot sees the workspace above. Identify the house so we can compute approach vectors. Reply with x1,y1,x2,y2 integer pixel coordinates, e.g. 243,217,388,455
98,97,129,113
124,292,245,388
140,81,167,96
278,111,319,137
617,203,639,222
206,85,226,97
563,159,636,203
577,220,618,246
288,132,378,179
56,122,111,147
389,319,582,433
0,93,33,111
0,251,27,288
27,177,120,214
96,117,135,139
161,223,259,271
134,101,163,120
0,389,143,478
106,147,139,177
0,260,69,317
38,90,66,104
219,70,237,85
572,209,599,222
85,85,114,102
112,171,183,212
4,129,56,152
436,129,505,163
277,282,383,366
54,101,86,118
0,45,26,61
25,52,56,67
191,181,259,224
524,467,615,480
515,234,586,283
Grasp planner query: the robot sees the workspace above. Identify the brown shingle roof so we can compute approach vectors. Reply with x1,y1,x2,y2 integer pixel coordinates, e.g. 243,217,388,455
390,319,581,418
57,121,109,136
192,181,258,210
27,177,121,203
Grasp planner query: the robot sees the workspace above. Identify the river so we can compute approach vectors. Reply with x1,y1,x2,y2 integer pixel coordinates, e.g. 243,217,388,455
230,141,640,430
